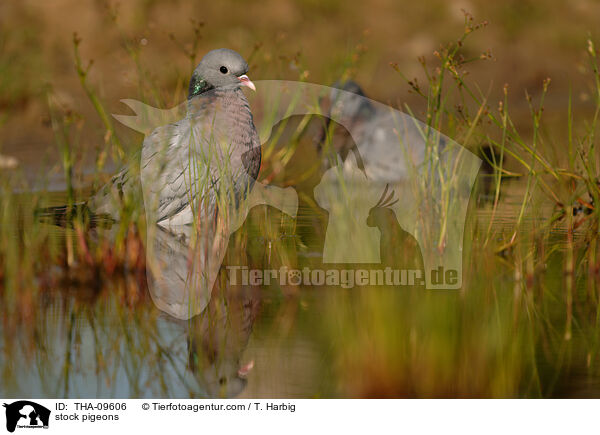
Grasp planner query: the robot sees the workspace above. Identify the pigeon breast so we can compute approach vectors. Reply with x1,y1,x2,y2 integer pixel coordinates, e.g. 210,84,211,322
141,87,261,226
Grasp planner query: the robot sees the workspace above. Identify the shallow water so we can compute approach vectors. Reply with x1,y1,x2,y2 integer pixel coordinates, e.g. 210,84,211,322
1,181,599,398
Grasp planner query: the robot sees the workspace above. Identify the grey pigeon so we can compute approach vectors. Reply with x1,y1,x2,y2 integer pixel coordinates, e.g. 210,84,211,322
317,79,444,182
317,80,375,170
45,49,261,227
321,81,497,203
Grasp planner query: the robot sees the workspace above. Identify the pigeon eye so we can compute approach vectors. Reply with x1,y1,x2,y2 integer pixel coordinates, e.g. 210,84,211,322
220,66,228,74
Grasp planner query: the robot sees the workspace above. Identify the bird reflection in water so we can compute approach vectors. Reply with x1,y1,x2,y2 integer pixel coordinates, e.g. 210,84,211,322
146,183,296,397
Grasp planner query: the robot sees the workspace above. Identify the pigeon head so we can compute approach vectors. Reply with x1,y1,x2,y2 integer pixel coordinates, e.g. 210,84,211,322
328,80,375,126
188,48,255,99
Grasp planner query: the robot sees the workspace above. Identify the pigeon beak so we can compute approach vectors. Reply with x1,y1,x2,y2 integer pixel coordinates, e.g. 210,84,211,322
237,75,256,92
237,360,254,377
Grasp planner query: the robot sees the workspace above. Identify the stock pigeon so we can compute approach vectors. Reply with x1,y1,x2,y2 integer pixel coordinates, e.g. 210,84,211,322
96,48,260,226
45,49,261,227
318,79,440,182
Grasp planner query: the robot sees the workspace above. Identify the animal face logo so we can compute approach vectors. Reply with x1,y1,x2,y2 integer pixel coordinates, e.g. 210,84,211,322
113,80,481,318
3,401,50,433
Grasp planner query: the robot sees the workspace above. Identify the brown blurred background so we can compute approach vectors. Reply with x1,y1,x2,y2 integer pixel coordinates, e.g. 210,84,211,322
1,0,599,174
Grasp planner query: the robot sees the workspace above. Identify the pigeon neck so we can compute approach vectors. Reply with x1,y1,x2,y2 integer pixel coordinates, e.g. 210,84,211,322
188,73,214,99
